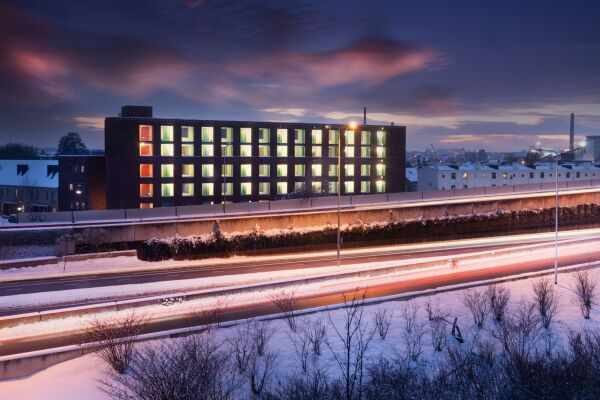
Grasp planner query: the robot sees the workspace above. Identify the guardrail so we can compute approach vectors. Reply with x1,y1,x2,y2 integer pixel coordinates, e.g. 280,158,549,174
14,179,600,225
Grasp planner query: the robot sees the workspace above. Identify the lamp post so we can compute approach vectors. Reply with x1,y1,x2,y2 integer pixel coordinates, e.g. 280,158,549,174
554,156,559,284
337,122,357,268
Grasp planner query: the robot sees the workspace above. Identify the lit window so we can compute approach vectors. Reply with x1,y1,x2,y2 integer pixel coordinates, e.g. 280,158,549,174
161,183,174,197
161,164,174,178
344,130,355,145
344,181,355,193
361,131,371,145
240,182,252,195
139,125,153,141
329,164,339,177
294,182,305,191
201,183,214,196
277,182,288,195
182,183,194,197
295,129,305,144
277,129,288,144
259,128,270,143
376,163,386,177
259,164,271,177
312,164,322,177
329,146,338,157
139,164,153,178
240,145,252,157
161,144,174,157
294,164,305,177
361,164,371,176
376,180,386,193
181,126,194,142
139,143,153,156
329,130,339,144
311,181,322,193
221,127,233,143
277,164,288,177
259,182,270,195
221,182,233,196
201,144,214,157
361,181,371,193
277,145,288,157
240,164,252,177
140,202,153,209
161,126,174,142
221,164,233,177
376,130,386,145
329,181,338,194
182,164,194,177
344,146,355,158
361,146,371,158
181,144,194,157
202,164,214,177
344,164,355,177
240,127,252,144
375,146,386,158
139,184,153,197
201,127,214,143
295,146,305,157
221,144,233,157
259,145,270,157
311,129,322,145
312,146,322,157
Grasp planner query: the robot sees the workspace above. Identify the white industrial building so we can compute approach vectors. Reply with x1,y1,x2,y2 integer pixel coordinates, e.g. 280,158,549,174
0,159,59,215
417,162,600,192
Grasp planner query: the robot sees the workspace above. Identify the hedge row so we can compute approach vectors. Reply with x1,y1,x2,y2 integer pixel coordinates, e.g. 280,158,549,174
137,203,600,261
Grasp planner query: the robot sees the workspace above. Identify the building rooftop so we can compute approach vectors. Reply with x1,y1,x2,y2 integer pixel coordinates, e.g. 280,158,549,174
0,160,59,188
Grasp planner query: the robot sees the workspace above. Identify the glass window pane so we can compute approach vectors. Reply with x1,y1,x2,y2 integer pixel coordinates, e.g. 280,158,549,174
344,164,355,177
221,127,233,143
240,145,252,157
295,182,305,191
259,182,270,195
182,164,194,177
161,183,174,197
259,145,270,157
294,129,305,144
221,164,233,177
376,130,386,145
312,146,322,157
240,182,252,195
277,164,288,177
140,143,153,156
181,144,194,156
201,183,214,196
328,164,339,177
161,164,174,177
361,181,371,193
344,181,355,194
161,126,174,142
240,164,252,177
139,125,153,141
140,202,153,209
221,144,233,157
344,146,354,158
277,145,288,157
259,128,270,143
361,131,371,145
376,180,386,193
294,164,305,177
201,127,214,143
161,144,174,156
344,130,355,145
328,146,338,157
181,126,194,142
202,144,214,157
311,181,322,193
139,184,153,197
312,164,322,177
259,164,270,177
361,146,371,158
202,164,214,177
329,130,339,144
221,182,233,196
376,146,386,158
376,163,386,177
240,127,252,144
311,129,322,145
295,145,305,157
328,181,338,194
361,164,371,176
182,183,194,197
277,129,288,144
140,164,153,178
277,182,288,195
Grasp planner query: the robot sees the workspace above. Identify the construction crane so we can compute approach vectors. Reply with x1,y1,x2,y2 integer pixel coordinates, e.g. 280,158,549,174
430,144,441,165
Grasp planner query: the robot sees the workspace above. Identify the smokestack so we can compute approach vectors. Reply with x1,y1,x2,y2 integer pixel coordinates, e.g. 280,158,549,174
363,107,367,125
570,113,575,152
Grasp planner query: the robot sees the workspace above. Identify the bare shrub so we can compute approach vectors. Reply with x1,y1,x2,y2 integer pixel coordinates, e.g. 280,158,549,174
401,301,426,361
264,366,334,399
492,299,541,364
82,312,145,374
532,277,559,328
196,296,230,329
573,270,597,319
228,323,254,373
373,308,393,339
246,349,277,396
424,299,449,352
486,284,511,322
271,289,299,332
252,320,274,357
461,288,489,328
289,329,311,373
327,289,375,400
306,318,327,356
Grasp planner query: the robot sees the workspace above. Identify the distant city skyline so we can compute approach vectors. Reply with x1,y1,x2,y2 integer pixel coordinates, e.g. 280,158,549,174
1,0,599,151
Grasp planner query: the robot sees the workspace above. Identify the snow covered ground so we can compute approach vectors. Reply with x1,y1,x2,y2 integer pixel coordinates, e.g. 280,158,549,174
2,264,600,399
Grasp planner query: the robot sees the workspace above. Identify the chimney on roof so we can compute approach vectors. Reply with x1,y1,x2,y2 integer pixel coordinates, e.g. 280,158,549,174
570,113,575,152
363,107,367,125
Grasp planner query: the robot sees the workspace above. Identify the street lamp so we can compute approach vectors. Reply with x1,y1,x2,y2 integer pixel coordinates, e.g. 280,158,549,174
337,121,357,268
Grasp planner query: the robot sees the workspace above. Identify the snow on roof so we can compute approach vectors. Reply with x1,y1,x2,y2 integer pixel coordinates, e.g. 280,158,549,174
406,167,417,182
423,162,600,173
0,160,59,188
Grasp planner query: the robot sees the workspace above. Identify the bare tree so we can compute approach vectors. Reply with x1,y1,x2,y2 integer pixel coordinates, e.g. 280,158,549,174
246,349,277,396
252,320,274,357
271,289,299,332
196,296,230,329
491,299,541,364
306,318,327,356
289,328,311,373
426,301,450,352
532,277,559,328
326,289,375,400
81,312,145,374
461,288,489,328
573,270,597,319
401,301,426,361
228,323,254,373
486,284,511,323
373,308,393,340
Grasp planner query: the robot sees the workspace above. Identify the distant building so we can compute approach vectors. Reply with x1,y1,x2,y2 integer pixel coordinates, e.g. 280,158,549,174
58,155,106,211
405,167,418,191
582,136,600,162
0,160,59,215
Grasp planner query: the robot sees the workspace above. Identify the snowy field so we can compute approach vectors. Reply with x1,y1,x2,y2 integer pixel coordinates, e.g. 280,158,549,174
2,265,600,399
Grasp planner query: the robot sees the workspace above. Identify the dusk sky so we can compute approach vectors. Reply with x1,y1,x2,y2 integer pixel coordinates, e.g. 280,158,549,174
1,0,600,151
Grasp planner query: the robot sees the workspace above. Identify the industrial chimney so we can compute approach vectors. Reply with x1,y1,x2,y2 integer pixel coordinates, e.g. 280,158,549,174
570,113,575,152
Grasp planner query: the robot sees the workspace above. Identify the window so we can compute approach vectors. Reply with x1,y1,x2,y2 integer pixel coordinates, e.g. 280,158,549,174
240,164,252,177
221,164,233,177
161,144,174,156
375,146,386,158
181,126,194,142
259,164,271,177
311,129,322,145
181,144,194,156
201,183,214,196
140,143,153,156
277,164,288,177
240,127,252,144
259,128,270,143
161,164,174,178
182,183,194,197
329,181,338,194
295,182,305,191
329,164,339,177
295,146,305,157
221,144,232,157
140,184,153,197
140,203,153,209
492,172,497,179
344,181,355,194
312,164,322,177
240,182,252,195
329,130,339,144
376,180,386,193
202,144,214,156
277,182,288,195
277,129,288,144
295,129,305,144
240,145,252,157
202,164,214,177
259,145,270,157
221,127,233,143
344,146,355,158
361,164,371,176
361,181,371,193
344,130,355,145
376,131,386,145
259,182,270,195
222,182,233,196
161,126,174,142
277,145,288,157
139,164,153,178
140,125,153,141
312,181,322,193
294,164,305,177
451,172,457,179
360,145,370,157
312,146,322,157
182,164,194,177
344,164,355,177
201,127,214,143
161,183,174,197
376,163,386,177
329,146,338,157
361,131,371,145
